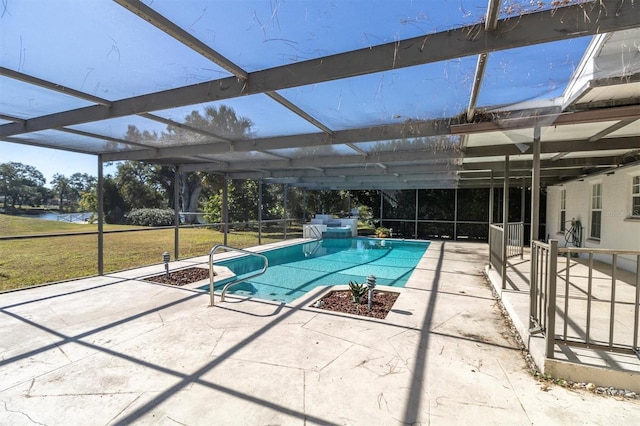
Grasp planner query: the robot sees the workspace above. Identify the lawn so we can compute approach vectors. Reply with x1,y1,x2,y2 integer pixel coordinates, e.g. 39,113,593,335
0,215,296,291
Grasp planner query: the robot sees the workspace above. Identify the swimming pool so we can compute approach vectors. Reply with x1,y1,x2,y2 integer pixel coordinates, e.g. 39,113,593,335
203,238,430,303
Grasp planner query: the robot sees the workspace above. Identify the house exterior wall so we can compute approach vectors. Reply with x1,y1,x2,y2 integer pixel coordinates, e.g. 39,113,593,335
546,164,640,272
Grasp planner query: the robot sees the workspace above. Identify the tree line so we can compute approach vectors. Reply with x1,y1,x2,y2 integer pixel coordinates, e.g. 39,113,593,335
0,158,374,224
0,161,95,213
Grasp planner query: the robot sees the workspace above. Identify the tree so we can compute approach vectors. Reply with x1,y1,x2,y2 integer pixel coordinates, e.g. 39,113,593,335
115,161,167,210
304,189,351,216
203,192,222,224
77,176,127,224
228,179,259,223
180,172,205,223
51,174,71,212
102,177,128,224
121,106,253,224
69,173,97,195
202,178,255,225
153,165,178,209
0,162,46,209
166,106,252,223
65,173,97,211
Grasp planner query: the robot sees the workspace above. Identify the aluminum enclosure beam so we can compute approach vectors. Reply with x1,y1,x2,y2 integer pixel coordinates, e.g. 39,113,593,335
176,149,462,172
466,0,501,121
102,119,456,161
0,66,112,107
223,163,460,179
264,91,334,135
462,156,624,171
293,173,458,184
114,0,247,79
101,103,638,163
219,166,583,181
451,104,640,135
165,135,636,174
2,0,637,138
0,66,233,148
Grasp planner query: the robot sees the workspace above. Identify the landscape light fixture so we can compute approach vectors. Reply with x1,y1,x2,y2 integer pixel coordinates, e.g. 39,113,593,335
162,251,170,278
366,275,377,311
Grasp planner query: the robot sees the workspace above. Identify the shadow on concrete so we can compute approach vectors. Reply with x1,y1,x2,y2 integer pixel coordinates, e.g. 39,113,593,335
402,241,444,424
0,287,340,425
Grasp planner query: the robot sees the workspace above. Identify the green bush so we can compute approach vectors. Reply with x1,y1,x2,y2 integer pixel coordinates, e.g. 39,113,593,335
348,280,367,304
375,227,391,238
125,208,175,226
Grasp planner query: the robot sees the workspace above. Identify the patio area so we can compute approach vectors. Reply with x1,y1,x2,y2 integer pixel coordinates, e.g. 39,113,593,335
1,240,638,425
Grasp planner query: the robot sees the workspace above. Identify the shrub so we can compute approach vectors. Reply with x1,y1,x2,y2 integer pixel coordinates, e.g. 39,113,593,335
348,280,367,304
126,208,175,227
375,227,391,238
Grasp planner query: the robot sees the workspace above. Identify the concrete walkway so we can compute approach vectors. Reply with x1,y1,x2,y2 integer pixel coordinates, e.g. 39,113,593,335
1,240,638,425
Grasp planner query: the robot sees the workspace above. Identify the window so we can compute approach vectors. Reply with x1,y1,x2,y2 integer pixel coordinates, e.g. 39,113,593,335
590,183,602,239
633,176,640,217
560,189,566,231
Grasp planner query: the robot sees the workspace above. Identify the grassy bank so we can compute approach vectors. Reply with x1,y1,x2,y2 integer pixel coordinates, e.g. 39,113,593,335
0,215,293,291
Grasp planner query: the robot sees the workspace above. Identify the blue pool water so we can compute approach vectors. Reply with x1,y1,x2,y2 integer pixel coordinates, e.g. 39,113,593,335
203,238,430,303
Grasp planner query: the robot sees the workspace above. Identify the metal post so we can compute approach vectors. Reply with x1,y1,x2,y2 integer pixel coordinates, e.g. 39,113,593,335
283,183,288,240
520,178,526,223
634,255,640,349
302,188,307,222
529,242,537,329
414,188,419,239
586,253,594,344
546,239,558,359
489,170,494,246
258,180,263,245
531,127,541,244
174,165,180,260
222,174,228,246
454,187,458,241
380,189,384,228
520,178,525,258
97,154,104,275
609,255,617,348
502,155,510,290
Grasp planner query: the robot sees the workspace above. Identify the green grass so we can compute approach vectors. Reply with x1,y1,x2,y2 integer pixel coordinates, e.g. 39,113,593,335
0,215,298,291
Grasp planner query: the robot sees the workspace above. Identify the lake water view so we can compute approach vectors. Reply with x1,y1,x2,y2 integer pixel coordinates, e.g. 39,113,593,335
15,212,94,222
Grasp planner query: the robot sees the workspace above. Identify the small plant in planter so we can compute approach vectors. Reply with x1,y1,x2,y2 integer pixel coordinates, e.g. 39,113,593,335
375,227,391,238
348,280,368,304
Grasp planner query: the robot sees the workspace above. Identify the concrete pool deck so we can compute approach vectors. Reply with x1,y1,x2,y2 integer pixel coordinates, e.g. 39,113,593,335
1,240,638,425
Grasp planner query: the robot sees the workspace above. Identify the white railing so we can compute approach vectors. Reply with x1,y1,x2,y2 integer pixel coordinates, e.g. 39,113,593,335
57,212,93,222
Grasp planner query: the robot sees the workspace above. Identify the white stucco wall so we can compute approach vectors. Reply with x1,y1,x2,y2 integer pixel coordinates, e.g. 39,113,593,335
546,164,640,272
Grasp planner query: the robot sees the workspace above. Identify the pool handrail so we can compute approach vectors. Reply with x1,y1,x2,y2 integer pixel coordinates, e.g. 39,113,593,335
208,244,269,306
